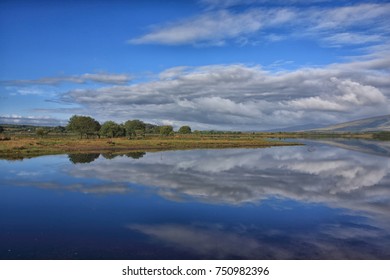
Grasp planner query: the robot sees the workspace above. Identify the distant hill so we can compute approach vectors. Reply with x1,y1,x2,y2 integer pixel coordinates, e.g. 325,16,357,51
265,123,325,132
309,115,390,132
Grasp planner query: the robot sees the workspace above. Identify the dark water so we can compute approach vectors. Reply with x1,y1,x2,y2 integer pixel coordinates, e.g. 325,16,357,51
1,141,390,259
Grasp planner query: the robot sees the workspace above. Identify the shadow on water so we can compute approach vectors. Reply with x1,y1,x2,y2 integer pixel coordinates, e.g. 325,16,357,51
68,153,100,164
67,152,146,164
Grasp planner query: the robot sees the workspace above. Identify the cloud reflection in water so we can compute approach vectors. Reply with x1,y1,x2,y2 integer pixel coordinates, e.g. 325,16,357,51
66,145,390,221
65,144,390,259
2,142,389,259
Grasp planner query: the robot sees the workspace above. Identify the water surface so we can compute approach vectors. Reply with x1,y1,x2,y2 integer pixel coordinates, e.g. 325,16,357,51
1,141,389,259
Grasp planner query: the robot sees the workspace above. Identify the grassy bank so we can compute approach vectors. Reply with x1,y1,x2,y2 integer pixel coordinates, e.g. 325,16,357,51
0,134,300,160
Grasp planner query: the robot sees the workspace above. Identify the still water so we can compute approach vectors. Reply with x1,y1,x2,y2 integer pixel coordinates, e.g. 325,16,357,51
1,140,390,259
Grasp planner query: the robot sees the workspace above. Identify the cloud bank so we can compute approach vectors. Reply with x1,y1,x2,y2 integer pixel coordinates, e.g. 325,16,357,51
0,115,67,126
60,52,390,130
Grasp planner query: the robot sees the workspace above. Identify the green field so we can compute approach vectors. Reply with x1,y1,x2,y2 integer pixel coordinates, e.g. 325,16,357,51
1,123,387,160
0,132,298,160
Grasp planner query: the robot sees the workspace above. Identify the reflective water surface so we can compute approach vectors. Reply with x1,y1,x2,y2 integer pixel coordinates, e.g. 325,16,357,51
1,140,390,259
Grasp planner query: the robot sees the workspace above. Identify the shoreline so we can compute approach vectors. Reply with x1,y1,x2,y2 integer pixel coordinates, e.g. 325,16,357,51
0,136,302,160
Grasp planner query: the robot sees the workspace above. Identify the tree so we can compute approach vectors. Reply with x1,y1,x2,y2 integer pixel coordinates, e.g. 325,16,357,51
36,128,47,138
159,125,173,136
145,123,158,134
124,119,146,138
99,121,125,138
0,126,4,133
152,125,161,134
67,115,101,139
178,125,191,134
52,126,66,133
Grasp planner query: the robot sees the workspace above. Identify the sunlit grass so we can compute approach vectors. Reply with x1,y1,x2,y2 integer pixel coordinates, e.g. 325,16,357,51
0,134,300,160
1,131,378,160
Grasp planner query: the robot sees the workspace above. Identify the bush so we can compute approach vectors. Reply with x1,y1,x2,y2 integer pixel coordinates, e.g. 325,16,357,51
0,135,11,141
160,125,174,136
67,115,101,139
178,125,191,134
99,121,125,138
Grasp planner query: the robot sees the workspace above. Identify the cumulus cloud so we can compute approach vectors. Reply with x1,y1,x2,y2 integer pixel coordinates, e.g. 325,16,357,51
286,78,387,112
60,54,390,130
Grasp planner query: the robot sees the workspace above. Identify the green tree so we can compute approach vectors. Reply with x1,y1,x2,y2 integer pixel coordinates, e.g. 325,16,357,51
178,125,191,134
52,126,66,133
0,126,4,133
152,125,161,134
36,128,46,138
145,123,158,134
124,119,146,138
67,115,101,139
159,125,173,136
99,121,125,138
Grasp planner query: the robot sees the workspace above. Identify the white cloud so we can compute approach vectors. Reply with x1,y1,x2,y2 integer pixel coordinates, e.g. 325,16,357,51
129,9,266,46
288,96,347,112
0,115,66,126
129,3,390,47
159,66,189,80
332,78,386,105
59,52,390,130
80,73,132,84
310,3,388,31
2,73,132,86
322,33,383,46
199,0,332,9
286,77,387,112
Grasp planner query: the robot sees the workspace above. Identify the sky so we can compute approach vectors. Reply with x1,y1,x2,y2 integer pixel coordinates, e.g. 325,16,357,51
0,0,389,131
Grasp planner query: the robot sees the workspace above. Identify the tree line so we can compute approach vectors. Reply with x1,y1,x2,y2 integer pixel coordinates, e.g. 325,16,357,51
66,115,192,139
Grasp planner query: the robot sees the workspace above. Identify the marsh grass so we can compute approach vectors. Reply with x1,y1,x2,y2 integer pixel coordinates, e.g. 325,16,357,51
1,131,379,160
0,134,299,160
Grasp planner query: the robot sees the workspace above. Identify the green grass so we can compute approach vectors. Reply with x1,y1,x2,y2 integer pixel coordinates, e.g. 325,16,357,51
0,134,300,160
1,130,382,160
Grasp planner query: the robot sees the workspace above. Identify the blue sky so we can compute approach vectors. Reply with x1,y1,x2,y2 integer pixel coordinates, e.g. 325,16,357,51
0,0,389,130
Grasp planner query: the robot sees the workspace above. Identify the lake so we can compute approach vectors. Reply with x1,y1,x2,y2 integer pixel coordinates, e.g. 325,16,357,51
1,140,390,259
